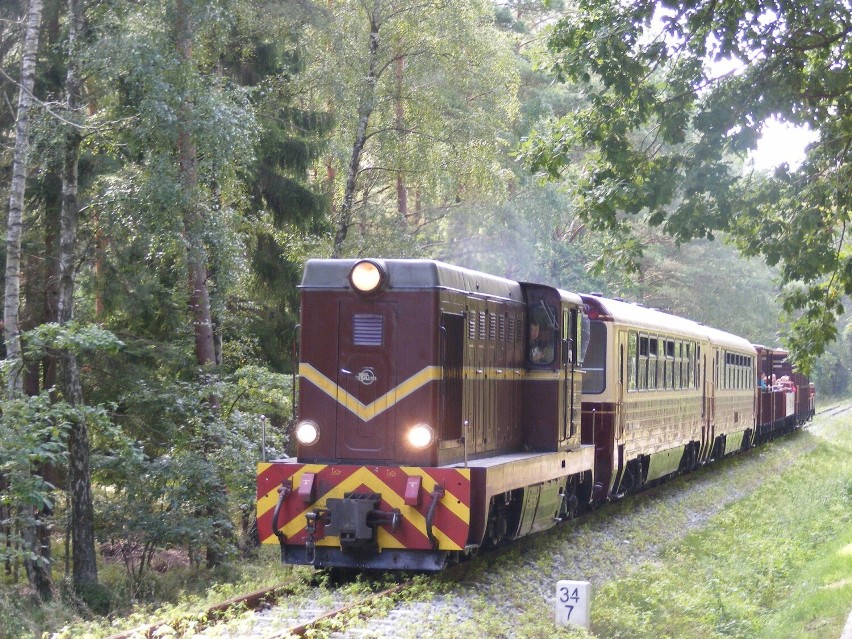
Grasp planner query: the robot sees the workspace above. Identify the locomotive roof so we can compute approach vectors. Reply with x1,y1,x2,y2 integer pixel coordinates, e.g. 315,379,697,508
582,294,755,353
301,258,524,301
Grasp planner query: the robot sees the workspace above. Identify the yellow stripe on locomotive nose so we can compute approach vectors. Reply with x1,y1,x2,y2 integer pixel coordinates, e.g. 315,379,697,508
299,364,443,422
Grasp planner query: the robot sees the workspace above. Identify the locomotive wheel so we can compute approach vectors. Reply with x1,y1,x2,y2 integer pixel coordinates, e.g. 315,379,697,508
562,477,581,520
485,498,509,547
484,490,521,547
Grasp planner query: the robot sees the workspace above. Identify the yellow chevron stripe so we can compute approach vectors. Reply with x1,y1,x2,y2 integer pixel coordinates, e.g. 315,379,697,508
298,363,573,422
260,467,465,551
257,463,328,521
399,467,471,524
258,467,471,528
300,364,442,421
311,469,462,550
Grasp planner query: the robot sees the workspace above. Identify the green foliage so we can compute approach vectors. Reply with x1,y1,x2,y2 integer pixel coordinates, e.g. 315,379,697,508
23,322,124,359
303,0,520,256
520,0,852,372
0,392,101,567
0,393,69,510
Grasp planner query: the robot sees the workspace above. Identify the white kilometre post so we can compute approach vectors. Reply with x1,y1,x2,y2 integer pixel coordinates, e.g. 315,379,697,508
555,580,591,628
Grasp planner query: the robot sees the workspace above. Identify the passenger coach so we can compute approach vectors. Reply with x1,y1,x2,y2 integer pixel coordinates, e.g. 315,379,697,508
580,295,756,500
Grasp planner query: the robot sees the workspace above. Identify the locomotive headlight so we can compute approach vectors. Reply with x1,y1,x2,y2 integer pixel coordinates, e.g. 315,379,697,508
349,260,386,293
407,423,434,449
294,420,320,446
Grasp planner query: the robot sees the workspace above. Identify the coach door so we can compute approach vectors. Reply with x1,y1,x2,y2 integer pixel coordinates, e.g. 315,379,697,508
336,300,398,460
617,330,627,440
702,349,715,459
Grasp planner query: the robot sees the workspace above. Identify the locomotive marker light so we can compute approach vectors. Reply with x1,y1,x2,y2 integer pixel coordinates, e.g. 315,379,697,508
294,420,320,446
555,580,591,629
407,423,434,449
349,259,386,293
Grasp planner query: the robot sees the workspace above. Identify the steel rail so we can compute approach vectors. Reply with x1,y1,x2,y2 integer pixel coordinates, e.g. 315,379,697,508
105,583,292,639
262,580,413,639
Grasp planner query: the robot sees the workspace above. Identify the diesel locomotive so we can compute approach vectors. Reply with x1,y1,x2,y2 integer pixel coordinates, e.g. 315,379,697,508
256,259,814,570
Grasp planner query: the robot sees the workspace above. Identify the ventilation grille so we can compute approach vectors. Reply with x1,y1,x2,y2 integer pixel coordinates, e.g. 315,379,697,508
353,314,383,346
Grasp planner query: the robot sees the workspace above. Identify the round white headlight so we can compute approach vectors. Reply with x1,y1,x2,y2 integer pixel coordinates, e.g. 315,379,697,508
349,260,385,293
407,423,434,449
295,420,320,446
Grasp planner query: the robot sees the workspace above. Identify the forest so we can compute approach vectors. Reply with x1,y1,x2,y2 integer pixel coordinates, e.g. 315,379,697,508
0,0,849,626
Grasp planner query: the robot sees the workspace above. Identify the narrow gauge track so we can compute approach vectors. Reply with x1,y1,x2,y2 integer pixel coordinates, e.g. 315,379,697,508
815,400,852,419
255,579,414,639
104,573,421,639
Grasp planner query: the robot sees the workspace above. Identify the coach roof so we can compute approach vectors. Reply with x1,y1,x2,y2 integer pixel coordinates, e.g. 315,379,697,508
582,294,754,352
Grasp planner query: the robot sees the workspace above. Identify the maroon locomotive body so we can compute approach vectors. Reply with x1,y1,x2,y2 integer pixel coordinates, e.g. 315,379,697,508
256,259,813,570
258,259,593,570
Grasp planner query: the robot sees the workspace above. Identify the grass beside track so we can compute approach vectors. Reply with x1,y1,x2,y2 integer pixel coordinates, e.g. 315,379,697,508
588,414,852,639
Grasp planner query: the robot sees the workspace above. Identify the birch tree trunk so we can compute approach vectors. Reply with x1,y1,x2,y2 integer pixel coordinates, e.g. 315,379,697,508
4,0,53,601
4,0,43,396
59,0,98,590
331,1,381,258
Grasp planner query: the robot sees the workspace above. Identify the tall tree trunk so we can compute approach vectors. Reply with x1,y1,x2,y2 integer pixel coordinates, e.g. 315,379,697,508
175,0,216,371
394,53,408,221
175,0,228,568
331,2,381,258
4,0,53,600
5,0,43,395
59,0,98,590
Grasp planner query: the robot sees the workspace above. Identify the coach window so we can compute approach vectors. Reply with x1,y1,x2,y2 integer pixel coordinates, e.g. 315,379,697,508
716,352,721,388
695,345,701,388
628,332,638,391
665,340,675,390
672,342,683,390
582,320,606,394
638,334,649,390
733,354,738,389
734,354,739,388
648,337,659,390
684,343,690,389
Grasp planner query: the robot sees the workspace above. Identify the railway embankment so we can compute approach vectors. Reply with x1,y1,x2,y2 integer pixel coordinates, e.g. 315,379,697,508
43,407,851,638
